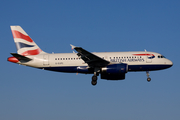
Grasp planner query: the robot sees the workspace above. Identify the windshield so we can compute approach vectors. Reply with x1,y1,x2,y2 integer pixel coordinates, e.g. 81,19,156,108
158,55,166,58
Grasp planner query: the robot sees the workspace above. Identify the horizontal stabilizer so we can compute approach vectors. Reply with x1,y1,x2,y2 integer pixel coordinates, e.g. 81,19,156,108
10,53,32,61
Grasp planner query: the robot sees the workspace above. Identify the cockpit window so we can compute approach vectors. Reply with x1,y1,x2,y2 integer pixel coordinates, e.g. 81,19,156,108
158,55,166,58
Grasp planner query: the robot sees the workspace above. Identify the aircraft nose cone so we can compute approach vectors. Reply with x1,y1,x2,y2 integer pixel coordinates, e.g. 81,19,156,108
170,60,173,67
166,59,173,68
169,60,173,65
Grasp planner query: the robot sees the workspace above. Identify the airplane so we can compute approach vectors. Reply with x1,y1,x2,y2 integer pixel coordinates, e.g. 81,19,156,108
8,26,173,86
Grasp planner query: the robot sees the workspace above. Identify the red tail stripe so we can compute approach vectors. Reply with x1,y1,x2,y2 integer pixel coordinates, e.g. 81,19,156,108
21,48,42,56
12,30,33,43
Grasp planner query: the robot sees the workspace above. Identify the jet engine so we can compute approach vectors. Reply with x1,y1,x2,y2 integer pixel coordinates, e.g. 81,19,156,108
101,63,128,80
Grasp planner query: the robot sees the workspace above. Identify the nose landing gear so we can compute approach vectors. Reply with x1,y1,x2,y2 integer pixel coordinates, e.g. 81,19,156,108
146,71,151,82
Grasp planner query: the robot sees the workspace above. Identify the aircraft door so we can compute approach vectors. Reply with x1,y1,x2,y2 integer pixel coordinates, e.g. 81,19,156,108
43,55,49,65
146,56,152,63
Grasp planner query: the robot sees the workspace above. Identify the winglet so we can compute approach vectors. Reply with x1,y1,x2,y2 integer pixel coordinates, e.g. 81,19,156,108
70,44,76,50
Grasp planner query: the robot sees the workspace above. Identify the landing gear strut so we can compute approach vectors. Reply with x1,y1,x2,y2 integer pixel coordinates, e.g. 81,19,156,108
146,71,151,82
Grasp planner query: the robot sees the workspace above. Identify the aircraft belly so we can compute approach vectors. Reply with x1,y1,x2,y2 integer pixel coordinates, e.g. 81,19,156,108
41,66,93,74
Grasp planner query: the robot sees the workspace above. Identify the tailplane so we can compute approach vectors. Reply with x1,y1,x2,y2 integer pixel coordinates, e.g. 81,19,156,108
10,26,46,56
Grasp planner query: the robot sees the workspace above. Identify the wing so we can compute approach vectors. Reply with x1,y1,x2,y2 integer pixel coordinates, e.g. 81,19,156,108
70,44,110,67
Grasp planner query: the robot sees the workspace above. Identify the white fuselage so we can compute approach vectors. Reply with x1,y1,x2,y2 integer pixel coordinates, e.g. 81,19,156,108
19,51,172,73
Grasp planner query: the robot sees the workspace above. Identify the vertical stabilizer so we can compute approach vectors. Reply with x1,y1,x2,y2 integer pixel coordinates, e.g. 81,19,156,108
10,26,46,56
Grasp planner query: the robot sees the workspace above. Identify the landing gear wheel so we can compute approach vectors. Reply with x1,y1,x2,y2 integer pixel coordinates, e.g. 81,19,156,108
92,75,97,81
147,77,151,82
91,80,97,86
91,75,98,86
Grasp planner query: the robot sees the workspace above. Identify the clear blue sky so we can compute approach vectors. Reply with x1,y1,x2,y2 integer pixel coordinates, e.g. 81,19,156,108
0,0,179,120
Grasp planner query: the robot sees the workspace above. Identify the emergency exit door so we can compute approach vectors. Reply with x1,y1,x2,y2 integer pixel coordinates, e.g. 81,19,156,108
43,55,49,65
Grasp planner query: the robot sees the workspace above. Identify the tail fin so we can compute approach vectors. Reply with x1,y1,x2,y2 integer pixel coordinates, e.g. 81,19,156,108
10,26,46,56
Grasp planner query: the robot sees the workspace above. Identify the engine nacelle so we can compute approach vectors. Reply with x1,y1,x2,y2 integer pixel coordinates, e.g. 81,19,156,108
101,63,128,80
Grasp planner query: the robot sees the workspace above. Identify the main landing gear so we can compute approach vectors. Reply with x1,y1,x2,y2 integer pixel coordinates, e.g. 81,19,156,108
91,75,97,86
91,68,100,86
146,71,151,82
